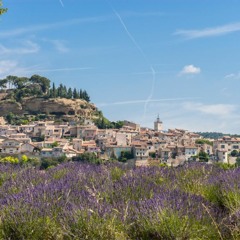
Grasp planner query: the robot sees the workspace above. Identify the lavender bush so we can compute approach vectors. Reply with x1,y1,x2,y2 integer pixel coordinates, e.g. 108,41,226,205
0,162,239,239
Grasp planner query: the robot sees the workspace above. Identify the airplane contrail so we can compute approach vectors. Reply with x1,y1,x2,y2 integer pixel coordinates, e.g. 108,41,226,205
97,97,200,107
109,3,156,119
59,0,64,7
113,9,147,61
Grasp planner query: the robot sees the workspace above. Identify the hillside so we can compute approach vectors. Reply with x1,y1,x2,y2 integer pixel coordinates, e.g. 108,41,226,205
0,74,100,123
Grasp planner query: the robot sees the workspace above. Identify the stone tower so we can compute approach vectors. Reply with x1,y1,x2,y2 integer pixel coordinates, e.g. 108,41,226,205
154,115,163,131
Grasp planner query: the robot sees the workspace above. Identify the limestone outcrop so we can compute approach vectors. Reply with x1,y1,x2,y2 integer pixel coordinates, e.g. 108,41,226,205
0,97,97,118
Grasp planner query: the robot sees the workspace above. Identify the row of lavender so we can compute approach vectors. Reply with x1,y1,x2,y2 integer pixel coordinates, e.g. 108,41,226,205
0,162,239,239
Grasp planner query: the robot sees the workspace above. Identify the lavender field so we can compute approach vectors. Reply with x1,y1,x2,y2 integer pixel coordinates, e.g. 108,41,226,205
0,162,239,239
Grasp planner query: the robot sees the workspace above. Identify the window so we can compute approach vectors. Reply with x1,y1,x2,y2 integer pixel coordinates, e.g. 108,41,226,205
221,145,225,148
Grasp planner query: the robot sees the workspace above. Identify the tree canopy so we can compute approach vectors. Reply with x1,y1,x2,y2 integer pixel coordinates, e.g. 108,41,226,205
0,74,91,102
0,1,7,15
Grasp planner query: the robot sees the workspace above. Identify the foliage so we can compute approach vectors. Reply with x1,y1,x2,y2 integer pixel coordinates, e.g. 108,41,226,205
72,152,102,164
198,151,209,162
236,157,240,166
40,156,67,170
149,152,156,158
195,139,213,146
50,141,59,148
0,156,19,164
196,132,224,139
196,132,240,139
118,150,134,162
0,0,7,15
94,115,124,129
216,162,236,170
49,83,91,102
0,75,91,103
231,150,239,157
5,112,29,125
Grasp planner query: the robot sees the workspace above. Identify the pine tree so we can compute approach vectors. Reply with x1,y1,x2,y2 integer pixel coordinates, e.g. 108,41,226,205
63,85,67,98
67,88,73,99
52,82,57,98
73,88,79,99
79,89,83,99
82,90,90,102
58,84,64,97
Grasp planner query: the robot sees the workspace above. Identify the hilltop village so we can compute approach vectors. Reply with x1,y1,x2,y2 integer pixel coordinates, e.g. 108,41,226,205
0,115,238,166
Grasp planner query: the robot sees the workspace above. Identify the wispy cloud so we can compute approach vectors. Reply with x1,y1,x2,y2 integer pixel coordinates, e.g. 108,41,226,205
42,39,69,53
0,60,40,78
52,40,69,53
224,72,240,80
179,64,201,75
0,40,40,55
175,22,240,39
0,60,18,75
0,60,92,78
33,67,92,73
0,16,111,38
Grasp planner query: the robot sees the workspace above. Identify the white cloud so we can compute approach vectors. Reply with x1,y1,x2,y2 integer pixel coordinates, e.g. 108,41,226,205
0,40,39,55
183,102,237,117
179,65,201,75
175,22,240,39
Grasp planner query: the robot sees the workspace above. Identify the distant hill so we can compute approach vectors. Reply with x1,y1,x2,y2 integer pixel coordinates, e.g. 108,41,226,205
196,132,240,139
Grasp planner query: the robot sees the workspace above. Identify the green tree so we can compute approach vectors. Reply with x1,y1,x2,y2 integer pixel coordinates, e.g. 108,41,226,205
51,141,59,148
198,151,209,162
73,88,79,99
236,157,240,167
57,84,64,97
81,90,90,102
0,1,7,15
79,89,83,99
5,112,15,124
230,150,239,157
72,152,101,164
119,151,133,162
0,79,7,89
4,75,18,89
14,77,29,89
62,85,67,98
67,87,73,99
29,75,50,94
52,82,57,98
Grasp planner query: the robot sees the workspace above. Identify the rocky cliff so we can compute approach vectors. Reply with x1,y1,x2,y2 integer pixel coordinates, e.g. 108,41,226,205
0,97,98,118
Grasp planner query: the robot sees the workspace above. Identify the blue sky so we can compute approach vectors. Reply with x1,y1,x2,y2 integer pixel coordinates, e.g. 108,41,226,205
1,0,240,133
